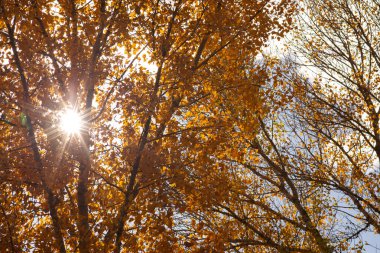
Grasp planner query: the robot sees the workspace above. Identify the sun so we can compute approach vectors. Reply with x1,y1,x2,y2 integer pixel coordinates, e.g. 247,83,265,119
60,109,82,135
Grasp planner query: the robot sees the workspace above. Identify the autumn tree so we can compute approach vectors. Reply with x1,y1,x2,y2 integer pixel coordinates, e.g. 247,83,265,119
209,0,380,251
181,0,380,251
293,0,380,240
0,0,296,252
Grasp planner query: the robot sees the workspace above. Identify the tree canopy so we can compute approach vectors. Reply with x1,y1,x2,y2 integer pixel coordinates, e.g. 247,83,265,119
1,0,380,252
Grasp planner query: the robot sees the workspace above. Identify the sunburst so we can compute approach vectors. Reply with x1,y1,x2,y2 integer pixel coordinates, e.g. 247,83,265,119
60,108,83,135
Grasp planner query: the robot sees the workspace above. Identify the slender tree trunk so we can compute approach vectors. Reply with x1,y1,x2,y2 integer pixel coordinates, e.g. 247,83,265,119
0,8,67,252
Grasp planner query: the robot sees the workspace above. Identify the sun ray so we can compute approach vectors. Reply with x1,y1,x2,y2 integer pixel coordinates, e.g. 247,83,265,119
46,127,63,142
55,134,71,168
